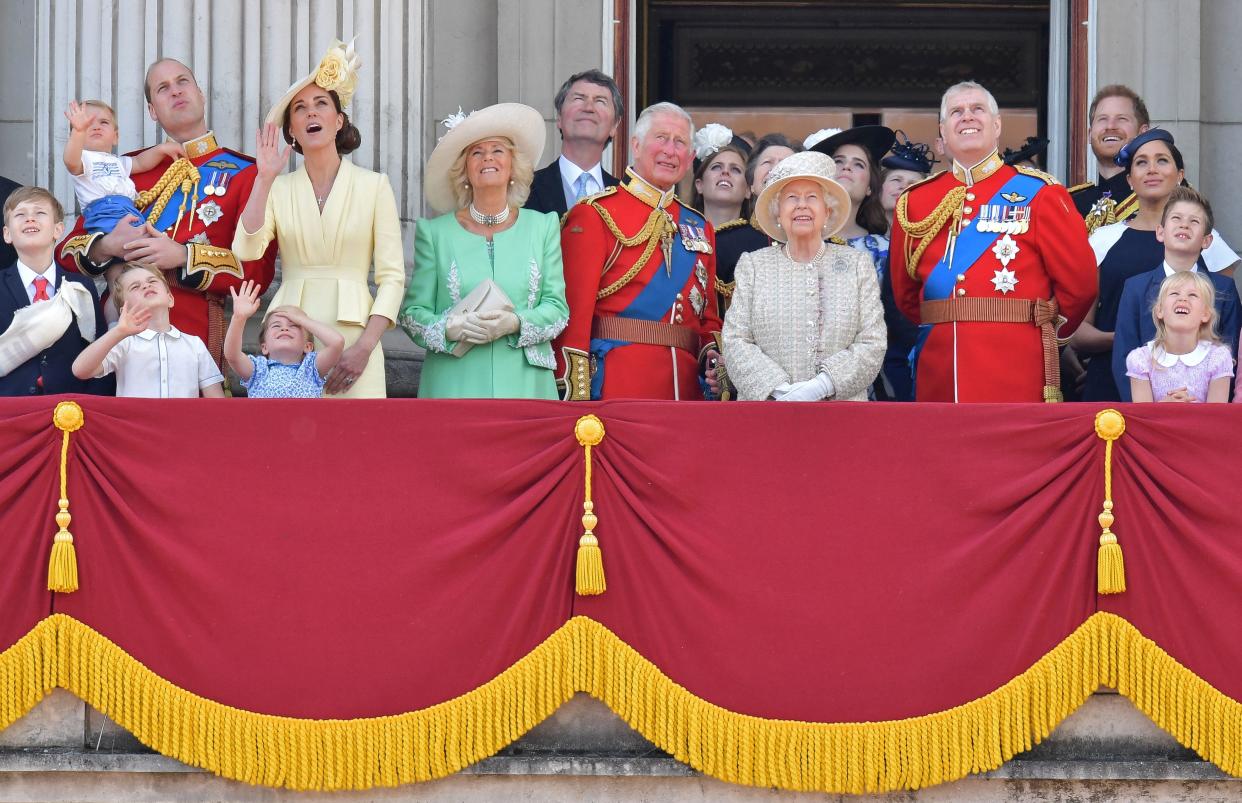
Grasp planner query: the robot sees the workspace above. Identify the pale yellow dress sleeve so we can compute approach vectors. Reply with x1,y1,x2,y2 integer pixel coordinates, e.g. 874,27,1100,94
231,176,280,261
369,174,406,325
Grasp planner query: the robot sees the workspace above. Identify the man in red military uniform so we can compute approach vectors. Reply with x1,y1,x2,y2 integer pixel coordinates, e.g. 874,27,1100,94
57,58,276,365
890,81,1096,402
555,102,722,400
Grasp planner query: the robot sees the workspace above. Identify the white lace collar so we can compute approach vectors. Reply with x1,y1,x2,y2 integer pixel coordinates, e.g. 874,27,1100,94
1150,340,1211,368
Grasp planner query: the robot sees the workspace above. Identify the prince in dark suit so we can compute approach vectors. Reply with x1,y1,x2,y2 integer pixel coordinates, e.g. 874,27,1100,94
523,69,622,217
0,186,107,396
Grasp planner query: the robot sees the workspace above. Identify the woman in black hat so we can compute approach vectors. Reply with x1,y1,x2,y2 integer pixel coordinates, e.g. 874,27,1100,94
809,126,895,274
1070,128,1238,401
878,131,936,234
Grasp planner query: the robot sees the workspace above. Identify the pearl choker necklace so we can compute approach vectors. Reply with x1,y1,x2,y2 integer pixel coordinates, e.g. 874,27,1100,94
784,242,826,266
469,204,510,227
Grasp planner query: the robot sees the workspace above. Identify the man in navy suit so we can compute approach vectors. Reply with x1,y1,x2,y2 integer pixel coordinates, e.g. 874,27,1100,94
0,186,107,396
523,70,622,217
1112,187,1239,401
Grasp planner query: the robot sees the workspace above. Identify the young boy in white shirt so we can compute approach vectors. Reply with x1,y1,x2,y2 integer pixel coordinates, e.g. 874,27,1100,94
72,263,224,398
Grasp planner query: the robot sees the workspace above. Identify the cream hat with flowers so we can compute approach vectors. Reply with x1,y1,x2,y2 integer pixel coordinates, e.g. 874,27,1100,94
754,151,852,242
265,39,362,127
423,103,546,214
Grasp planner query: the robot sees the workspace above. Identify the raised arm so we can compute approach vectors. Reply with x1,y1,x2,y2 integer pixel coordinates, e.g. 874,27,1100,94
72,302,148,379
62,101,94,176
129,141,185,174
224,280,262,381
239,124,289,240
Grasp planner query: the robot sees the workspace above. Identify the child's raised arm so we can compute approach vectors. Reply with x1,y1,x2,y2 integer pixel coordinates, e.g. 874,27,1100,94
269,305,345,376
62,101,95,176
72,302,150,379
130,141,186,174
224,281,263,381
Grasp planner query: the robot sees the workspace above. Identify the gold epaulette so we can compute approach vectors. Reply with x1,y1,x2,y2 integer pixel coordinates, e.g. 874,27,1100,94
185,243,243,291
579,186,618,206
1068,181,1095,194
1014,164,1060,185
675,197,705,219
900,169,948,196
715,218,748,233
1113,192,1139,221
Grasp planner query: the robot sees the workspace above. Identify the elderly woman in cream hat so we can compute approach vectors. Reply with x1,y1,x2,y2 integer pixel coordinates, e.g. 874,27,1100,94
398,104,569,398
233,39,406,398
722,150,885,401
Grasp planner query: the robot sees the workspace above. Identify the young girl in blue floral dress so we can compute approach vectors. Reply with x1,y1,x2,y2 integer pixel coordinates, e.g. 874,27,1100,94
224,280,345,398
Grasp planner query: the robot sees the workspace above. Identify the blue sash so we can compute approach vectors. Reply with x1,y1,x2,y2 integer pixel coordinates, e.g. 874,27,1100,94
147,155,247,233
908,173,1047,391
589,207,703,398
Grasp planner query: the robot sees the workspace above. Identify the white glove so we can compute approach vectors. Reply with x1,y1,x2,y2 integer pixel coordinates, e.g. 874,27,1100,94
775,372,834,402
446,312,489,344
473,310,521,342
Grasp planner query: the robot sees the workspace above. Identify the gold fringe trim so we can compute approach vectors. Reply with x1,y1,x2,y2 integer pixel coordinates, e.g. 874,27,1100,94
0,613,1240,792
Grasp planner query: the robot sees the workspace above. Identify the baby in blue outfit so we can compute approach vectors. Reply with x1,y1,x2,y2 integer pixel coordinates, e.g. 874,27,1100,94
224,281,344,398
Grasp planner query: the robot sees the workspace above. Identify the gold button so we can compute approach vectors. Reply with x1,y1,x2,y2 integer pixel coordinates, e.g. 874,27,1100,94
966,193,976,201
957,288,967,297
963,206,973,215
675,314,684,323
956,274,966,282
676,293,684,300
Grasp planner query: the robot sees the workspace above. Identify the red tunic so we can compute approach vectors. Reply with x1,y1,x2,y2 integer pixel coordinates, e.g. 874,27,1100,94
889,155,1097,402
57,132,277,363
554,175,722,400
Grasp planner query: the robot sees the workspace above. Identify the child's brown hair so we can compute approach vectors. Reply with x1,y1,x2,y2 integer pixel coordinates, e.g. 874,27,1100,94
111,263,170,312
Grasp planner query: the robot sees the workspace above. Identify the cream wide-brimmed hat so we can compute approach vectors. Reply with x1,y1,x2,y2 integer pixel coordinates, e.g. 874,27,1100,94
264,39,362,127
423,103,546,214
754,151,852,242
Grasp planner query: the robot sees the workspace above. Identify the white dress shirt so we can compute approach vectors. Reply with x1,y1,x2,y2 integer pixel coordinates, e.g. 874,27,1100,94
15,260,58,303
94,325,223,398
558,155,606,210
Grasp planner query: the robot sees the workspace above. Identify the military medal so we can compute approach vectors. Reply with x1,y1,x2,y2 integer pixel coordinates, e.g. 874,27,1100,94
196,199,224,227
689,284,705,317
188,232,210,245
991,267,1019,294
203,170,218,196
214,171,230,197
694,259,708,288
992,233,1020,268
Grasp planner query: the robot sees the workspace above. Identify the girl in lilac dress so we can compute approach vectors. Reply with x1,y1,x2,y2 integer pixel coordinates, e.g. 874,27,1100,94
1126,271,1233,403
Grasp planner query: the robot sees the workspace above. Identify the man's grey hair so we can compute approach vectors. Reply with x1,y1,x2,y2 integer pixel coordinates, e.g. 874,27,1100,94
553,69,624,122
632,102,694,145
939,81,999,122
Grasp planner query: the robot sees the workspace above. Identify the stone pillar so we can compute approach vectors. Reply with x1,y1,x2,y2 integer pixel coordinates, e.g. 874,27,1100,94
1199,0,1242,241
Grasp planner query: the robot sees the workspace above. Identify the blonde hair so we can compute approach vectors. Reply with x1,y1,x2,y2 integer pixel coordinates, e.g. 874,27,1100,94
446,137,534,210
82,100,117,121
1150,271,1221,367
112,262,170,312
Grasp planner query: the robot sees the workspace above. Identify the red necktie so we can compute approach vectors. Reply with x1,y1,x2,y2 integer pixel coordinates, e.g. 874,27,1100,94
32,277,50,302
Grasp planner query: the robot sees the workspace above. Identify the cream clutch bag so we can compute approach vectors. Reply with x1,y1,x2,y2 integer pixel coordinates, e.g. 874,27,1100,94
447,279,516,357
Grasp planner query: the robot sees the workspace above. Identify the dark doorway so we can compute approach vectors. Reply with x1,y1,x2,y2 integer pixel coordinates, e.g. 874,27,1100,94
639,0,1051,163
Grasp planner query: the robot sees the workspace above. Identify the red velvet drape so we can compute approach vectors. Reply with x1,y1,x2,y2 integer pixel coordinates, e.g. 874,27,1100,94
0,397,1234,722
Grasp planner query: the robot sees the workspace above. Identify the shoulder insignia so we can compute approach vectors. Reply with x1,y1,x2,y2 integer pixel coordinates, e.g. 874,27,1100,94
1014,164,1059,185
715,218,748,233
204,159,241,171
1068,181,1095,194
218,147,256,165
578,185,618,206
901,169,949,196
676,197,706,219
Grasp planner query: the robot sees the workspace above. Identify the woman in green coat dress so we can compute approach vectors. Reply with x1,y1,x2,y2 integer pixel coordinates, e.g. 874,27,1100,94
400,103,569,398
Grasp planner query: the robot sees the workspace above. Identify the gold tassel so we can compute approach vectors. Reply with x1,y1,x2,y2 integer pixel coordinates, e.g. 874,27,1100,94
574,415,606,595
47,401,85,593
1094,409,1126,594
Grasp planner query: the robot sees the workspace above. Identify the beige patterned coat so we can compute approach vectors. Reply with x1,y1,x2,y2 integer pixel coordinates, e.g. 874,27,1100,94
722,244,886,401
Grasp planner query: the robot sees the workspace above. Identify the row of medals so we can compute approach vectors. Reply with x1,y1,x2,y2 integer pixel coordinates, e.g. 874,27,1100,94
974,204,1029,235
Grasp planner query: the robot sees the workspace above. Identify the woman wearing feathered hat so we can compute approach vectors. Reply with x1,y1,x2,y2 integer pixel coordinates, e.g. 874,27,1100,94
722,151,885,401
233,39,406,398
398,104,569,398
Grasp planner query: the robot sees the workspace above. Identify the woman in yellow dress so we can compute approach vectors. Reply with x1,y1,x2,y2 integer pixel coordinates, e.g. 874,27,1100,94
233,40,405,398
